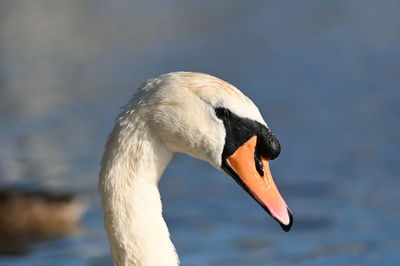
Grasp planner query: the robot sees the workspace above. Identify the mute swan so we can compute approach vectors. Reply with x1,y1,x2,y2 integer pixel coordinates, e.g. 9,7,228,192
99,72,292,266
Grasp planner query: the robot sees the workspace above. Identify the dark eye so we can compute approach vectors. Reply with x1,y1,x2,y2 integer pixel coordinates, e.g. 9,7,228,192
215,107,229,119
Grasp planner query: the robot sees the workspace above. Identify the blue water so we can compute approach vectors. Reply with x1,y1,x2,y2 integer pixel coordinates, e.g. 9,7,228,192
0,1,399,265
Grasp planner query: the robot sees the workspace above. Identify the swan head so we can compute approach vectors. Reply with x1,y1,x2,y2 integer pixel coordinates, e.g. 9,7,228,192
129,72,292,231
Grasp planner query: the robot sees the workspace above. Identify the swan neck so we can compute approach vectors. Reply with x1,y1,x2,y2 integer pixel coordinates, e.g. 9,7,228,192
99,119,178,266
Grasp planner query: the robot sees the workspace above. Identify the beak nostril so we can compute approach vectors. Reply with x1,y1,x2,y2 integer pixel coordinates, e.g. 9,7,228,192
254,151,264,176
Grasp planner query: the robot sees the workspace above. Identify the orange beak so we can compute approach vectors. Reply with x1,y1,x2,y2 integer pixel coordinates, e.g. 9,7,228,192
225,136,292,231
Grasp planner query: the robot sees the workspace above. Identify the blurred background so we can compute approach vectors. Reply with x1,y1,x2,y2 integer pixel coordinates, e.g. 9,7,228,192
0,0,399,265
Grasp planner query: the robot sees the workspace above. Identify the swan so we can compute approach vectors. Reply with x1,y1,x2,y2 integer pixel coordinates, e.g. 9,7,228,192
99,72,293,266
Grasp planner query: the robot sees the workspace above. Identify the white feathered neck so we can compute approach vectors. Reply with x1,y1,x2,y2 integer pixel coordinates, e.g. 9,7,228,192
99,106,178,265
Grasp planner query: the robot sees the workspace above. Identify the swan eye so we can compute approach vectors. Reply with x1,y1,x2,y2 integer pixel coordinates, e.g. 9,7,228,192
215,107,230,119
254,150,264,176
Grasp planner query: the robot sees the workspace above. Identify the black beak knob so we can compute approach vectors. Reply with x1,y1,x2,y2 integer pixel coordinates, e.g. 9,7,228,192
257,129,281,160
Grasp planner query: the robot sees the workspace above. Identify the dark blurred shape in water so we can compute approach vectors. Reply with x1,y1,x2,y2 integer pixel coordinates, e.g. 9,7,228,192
0,186,87,256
